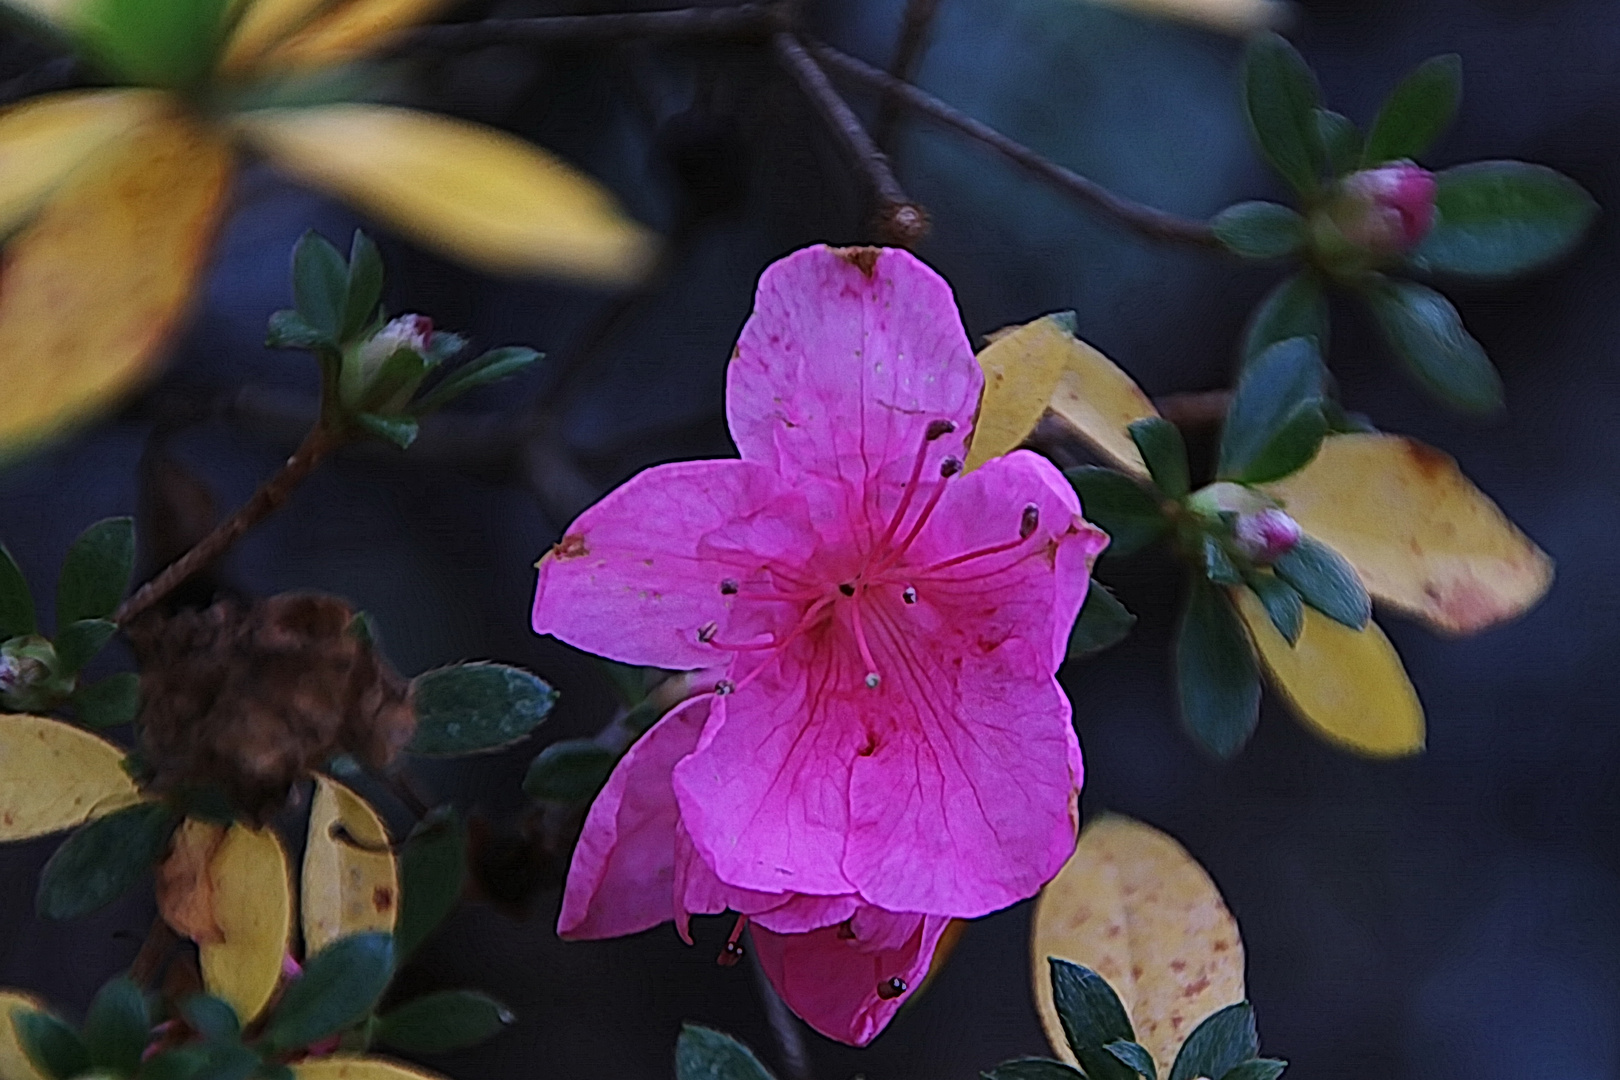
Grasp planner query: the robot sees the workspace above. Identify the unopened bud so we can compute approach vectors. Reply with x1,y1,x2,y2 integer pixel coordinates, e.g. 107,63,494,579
1232,508,1302,565
1334,163,1437,255
358,314,433,370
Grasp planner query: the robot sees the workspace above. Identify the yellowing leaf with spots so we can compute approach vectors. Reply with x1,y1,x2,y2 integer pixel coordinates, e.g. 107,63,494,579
0,713,140,841
1080,0,1287,34
1033,815,1244,1078
967,312,1074,471
1017,317,1159,480
0,990,53,1080
1262,433,1554,635
235,105,655,283
0,113,231,456
260,0,454,71
199,823,292,1025
295,1055,447,1080
0,90,165,238
302,776,398,955
1236,591,1425,757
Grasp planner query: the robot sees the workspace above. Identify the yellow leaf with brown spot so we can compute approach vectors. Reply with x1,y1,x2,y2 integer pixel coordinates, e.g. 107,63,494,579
0,90,166,238
200,824,292,1025
1261,433,1554,635
1032,815,1244,1077
295,1055,447,1080
258,0,454,71
156,817,226,944
1236,590,1425,757
0,713,141,841
0,113,232,456
235,105,654,283
1081,0,1287,34
966,313,1074,472
0,990,53,1080
302,776,398,955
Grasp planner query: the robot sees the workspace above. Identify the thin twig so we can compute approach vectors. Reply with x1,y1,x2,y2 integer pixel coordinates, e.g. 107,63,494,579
388,3,786,54
750,950,814,1080
873,0,943,150
115,424,341,625
807,41,1220,249
1155,389,1232,430
771,33,928,246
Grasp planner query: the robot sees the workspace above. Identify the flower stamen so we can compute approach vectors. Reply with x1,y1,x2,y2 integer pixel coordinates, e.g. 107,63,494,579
919,502,1040,574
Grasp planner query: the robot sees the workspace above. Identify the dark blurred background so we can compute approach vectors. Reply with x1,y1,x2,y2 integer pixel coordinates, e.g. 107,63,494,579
3,0,1619,1077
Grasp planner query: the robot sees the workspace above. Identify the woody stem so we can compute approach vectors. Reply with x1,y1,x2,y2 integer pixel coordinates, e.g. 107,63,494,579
114,423,343,626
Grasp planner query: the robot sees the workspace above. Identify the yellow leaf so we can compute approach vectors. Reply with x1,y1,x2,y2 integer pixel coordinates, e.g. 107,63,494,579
302,776,398,955
200,823,292,1025
218,0,331,73
0,90,166,239
1081,0,1287,34
259,0,455,71
1261,433,1554,635
0,713,141,841
966,312,1073,472
0,113,232,456
234,105,655,283
1032,815,1244,1077
0,990,53,1080
156,817,226,944
295,1055,447,1080
1236,590,1425,757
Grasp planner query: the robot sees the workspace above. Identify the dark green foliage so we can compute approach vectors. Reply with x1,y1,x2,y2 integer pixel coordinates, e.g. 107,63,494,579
1064,467,1168,558
674,1024,777,1080
1217,338,1327,485
56,517,134,627
524,739,617,803
1242,33,1325,194
408,662,557,755
1363,54,1462,165
1272,537,1370,629
373,991,513,1054
74,672,141,728
1241,274,1328,369
1366,278,1502,413
84,976,151,1075
1067,583,1137,659
37,801,176,920
395,808,467,960
0,544,35,638
1212,202,1304,259
1413,161,1599,279
263,933,395,1052
1127,419,1190,501
1168,1003,1260,1080
1176,578,1261,759
1245,572,1304,645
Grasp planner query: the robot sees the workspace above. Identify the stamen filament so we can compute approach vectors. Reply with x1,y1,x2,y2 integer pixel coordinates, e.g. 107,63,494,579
849,598,881,689
870,458,959,577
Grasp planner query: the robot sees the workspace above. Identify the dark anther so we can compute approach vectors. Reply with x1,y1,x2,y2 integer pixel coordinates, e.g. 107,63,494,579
902,586,917,604
698,621,718,643
877,976,907,999
715,679,735,696
720,578,739,595
939,457,962,478
925,419,957,441
1019,503,1040,539
718,941,746,967
839,582,856,597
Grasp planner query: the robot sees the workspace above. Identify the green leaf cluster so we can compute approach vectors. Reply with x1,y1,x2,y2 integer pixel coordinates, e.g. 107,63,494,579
407,661,557,756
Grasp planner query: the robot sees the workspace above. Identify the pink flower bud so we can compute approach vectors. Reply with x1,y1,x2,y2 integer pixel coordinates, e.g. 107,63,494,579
1233,508,1302,564
358,314,433,369
1337,163,1437,254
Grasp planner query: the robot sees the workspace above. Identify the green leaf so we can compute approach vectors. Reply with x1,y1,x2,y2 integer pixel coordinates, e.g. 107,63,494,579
352,412,419,449
1242,33,1325,194
1218,337,1327,484
1242,274,1328,368
1067,583,1137,659
74,672,141,729
1202,536,1243,586
265,309,333,351
395,808,467,961
1176,578,1261,759
1220,1059,1288,1080
674,1024,777,1080
983,1062,1086,1080
415,347,543,414
180,994,241,1043
342,231,384,343
54,618,116,675
1064,467,1168,558
1105,1040,1159,1080
408,662,557,756
1366,278,1502,413
37,801,175,920
1363,54,1461,165
0,544,35,637
1315,109,1361,176
1272,536,1370,629
1127,419,1190,501
84,976,150,1074
12,1008,89,1080
1322,400,1376,434
1168,1003,1259,1080
373,991,513,1055
137,1045,214,1080
1412,161,1599,280
77,0,233,89
1211,202,1304,260
1048,959,1133,1058
263,933,394,1053
292,232,349,339
57,517,134,626
1245,572,1304,645
524,739,616,803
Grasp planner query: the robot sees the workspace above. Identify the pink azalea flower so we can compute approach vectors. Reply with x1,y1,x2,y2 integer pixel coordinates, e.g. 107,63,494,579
532,245,1108,1045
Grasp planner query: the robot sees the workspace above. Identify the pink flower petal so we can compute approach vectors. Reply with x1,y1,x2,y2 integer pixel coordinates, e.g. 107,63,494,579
533,459,818,670
557,697,710,939
727,246,981,549
751,907,950,1046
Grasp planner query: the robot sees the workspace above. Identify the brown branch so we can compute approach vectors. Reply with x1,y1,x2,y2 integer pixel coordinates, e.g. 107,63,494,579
873,0,943,150
389,3,787,54
806,41,1220,249
771,33,929,246
115,424,341,626
1154,389,1232,430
